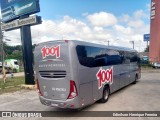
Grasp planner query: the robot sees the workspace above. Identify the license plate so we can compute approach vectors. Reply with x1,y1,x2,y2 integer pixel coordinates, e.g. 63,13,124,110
51,103,58,107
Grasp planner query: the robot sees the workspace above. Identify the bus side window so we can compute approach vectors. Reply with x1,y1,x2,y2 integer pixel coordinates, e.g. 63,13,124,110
76,46,96,67
106,55,122,65
76,45,127,67
130,52,140,63
95,49,122,66
95,57,106,66
83,57,95,67
123,52,130,64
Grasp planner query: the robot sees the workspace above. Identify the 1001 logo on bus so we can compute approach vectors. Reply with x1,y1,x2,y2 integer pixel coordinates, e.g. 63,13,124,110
41,45,60,59
96,67,113,89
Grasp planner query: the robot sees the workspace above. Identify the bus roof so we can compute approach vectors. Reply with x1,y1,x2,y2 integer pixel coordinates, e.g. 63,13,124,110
37,40,137,52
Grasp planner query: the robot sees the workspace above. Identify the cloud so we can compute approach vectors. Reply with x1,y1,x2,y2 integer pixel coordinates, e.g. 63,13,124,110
114,25,133,35
119,14,130,23
3,6,150,52
133,10,147,19
4,29,21,46
29,15,114,44
87,12,118,27
128,19,145,28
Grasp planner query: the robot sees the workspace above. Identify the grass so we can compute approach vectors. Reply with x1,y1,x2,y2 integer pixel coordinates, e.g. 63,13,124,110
0,76,25,94
141,64,153,70
19,66,24,72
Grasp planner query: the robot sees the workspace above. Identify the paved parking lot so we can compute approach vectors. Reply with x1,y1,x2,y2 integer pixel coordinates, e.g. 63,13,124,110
0,72,160,120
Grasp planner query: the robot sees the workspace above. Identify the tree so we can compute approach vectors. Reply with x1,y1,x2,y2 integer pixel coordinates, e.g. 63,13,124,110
6,51,23,61
3,43,22,61
3,43,35,62
144,46,149,52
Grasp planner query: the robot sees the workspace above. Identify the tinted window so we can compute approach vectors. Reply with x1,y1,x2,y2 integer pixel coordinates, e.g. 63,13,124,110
130,52,139,62
119,51,140,64
119,51,128,64
124,52,131,64
76,45,122,67
76,46,95,67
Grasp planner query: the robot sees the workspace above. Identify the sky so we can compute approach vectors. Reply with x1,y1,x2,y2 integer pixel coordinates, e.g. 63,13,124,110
0,0,151,52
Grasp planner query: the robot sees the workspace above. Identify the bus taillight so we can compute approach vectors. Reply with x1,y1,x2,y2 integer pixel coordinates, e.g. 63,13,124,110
67,80,78,99
36,79,42,96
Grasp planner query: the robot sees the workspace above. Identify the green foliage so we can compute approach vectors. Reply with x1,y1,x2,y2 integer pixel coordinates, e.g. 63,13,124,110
3,42,23,61
6,51,23,61
2,43,36,65
0,76,25,94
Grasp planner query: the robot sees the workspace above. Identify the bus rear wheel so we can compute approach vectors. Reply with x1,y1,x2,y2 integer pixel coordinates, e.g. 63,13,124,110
99,86,110,103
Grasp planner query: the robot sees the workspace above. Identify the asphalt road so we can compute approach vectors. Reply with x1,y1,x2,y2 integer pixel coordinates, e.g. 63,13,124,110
0,72,160,120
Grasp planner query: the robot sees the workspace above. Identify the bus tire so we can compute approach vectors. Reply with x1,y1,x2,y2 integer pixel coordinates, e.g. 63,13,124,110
133,75,138,84
99,86,110,103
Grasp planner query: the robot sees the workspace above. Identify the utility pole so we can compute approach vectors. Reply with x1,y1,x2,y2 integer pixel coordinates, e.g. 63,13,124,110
130,41,135,49
0,20,6,83
147,41,149,52
0,21,3,67
105,40,110,46
0,20,2,54
139,40,142,52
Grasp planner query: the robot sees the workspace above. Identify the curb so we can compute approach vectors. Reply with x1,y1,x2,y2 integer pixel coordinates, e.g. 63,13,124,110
21,84,37,90
0,85,37,90
0,86,17,90
141,70,160,73
4,86,15,89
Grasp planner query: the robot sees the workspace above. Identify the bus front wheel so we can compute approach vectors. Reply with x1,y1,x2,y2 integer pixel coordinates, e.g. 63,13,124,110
133,75,138,84
99,86,110,103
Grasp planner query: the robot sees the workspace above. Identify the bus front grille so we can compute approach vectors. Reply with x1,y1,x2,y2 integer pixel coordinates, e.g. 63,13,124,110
39,71,66,78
